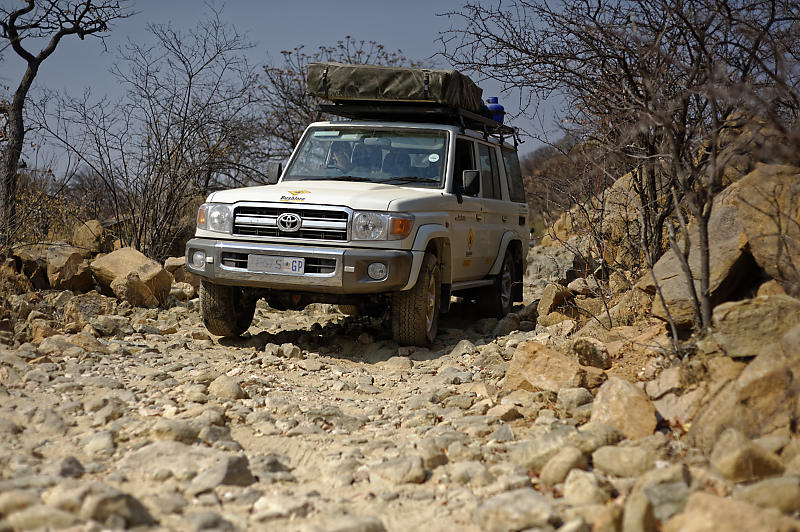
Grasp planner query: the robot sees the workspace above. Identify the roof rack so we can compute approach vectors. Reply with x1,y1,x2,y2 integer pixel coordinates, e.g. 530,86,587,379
316,101,519,145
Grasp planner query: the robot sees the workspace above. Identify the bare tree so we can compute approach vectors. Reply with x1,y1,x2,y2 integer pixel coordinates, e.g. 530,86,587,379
441,0,800,335
0,0,129,251
260,36,423,158
38,8,262,259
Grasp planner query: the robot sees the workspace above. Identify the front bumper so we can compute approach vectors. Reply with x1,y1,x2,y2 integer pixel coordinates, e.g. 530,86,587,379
185,238,414,294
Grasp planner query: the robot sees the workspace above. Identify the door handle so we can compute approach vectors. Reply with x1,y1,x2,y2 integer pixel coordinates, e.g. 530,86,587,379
502,215,508,222
476,214,483,221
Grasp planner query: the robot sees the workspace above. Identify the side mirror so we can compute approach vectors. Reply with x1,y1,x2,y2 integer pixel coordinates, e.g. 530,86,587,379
462,170,480,197
267,161,282,184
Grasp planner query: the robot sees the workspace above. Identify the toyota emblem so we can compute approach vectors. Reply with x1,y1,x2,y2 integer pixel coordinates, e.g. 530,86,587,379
276,212,302,232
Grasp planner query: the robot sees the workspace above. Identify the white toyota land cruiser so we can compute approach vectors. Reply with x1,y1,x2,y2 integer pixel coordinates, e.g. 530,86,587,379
185,65,529,346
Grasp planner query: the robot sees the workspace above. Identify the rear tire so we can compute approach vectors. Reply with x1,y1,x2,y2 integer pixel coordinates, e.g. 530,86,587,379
482,250,515,318
392,252,440,346
200,280,256,337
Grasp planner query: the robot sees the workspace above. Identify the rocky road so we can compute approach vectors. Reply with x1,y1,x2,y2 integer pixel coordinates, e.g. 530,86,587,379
2,274,800,531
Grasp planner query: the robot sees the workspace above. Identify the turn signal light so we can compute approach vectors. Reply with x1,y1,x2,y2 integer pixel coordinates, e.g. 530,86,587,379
389,216,413,239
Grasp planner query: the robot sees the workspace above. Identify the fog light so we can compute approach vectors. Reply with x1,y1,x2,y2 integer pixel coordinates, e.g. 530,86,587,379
367,262,387,280
191,250,206,269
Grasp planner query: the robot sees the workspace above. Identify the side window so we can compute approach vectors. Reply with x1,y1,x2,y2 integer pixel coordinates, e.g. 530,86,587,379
478,143,502,199
502,148,526,203
455,138,479,196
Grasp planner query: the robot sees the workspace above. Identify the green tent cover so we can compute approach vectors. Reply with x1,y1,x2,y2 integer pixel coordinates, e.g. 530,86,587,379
307,62,484,113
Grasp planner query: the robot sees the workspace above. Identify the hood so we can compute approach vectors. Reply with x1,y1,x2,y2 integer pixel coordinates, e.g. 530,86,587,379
208,180,445,211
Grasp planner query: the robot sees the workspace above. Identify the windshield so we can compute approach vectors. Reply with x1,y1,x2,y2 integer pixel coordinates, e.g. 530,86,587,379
283,127,447,187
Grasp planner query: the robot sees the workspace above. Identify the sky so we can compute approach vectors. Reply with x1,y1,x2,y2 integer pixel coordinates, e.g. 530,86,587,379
1,0,555,158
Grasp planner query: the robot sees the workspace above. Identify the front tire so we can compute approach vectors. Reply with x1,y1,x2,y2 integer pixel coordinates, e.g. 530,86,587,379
391,252,440,346
200,280,256,337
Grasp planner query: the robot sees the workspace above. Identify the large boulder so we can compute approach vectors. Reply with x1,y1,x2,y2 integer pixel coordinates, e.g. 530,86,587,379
12,246,49,289
110,272,159,308
688,335,798,453
62,291,118,328
734,163,800,296
504,341,589,393
164,256,200,289
710,295,800,358
72,219,108,255
689,322,800,453
46,245,93,293
537,283,574,316
648,182,758,328
90,247,171,306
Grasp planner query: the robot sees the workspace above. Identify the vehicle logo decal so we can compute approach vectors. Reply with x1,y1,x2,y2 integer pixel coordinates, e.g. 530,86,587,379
289,190,310,196
276,212,302,232
467,229,474,250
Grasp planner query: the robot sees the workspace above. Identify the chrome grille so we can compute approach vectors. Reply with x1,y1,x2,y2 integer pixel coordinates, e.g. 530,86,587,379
233,205,348,241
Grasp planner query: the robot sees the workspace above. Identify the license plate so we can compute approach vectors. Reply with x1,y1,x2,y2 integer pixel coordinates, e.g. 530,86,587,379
248,254,305,275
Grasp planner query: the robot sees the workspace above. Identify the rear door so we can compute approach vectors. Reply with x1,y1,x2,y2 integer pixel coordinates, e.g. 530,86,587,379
476,142,510,274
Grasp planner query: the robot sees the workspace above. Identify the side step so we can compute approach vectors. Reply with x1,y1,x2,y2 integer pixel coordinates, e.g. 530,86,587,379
451,279,494,292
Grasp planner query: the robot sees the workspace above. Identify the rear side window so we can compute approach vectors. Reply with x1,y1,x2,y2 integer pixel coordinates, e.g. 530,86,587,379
478,143,502,199
502,148,526,203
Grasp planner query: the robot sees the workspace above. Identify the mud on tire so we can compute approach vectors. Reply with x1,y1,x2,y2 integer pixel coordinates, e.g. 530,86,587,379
200,280,256,337
391,252,440,346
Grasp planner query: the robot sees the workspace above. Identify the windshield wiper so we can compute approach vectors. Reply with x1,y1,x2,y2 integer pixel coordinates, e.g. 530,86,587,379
335,175,376,182
382,176,440,185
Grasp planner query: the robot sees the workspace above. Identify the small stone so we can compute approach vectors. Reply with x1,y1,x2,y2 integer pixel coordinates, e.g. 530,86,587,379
450,339,478,357
711,428,785,482
663,491,800,532
486,404,522,421
281,343,302,358
449,461,494,487
208,375,245,400
185,511,234,531
151,418,199,443
733,476,800,514
571,337,611,369
85,431,116,456
539,446,587,486
592,445,654,477
252,494,312,521
489,424,515,442
5,504,78,530
473,488,555,532
563,469,609,506
80,489,155,527
298,359,323,371
493,313,521,337
556,387,594,416
370,455,426,485
591,377,657,440
510,426,578,470
300,515,386,532
416,439,448,470
645,367,683,399
187,455,256,495
0,489,40,517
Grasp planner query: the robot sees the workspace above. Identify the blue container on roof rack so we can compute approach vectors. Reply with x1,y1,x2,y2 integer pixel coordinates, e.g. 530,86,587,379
486,97,505,124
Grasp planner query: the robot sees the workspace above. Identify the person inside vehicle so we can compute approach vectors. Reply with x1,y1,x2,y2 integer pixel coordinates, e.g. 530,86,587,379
330,142,352,173
350,143,382,176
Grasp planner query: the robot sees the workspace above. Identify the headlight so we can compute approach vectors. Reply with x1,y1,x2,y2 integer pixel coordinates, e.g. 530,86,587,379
197,203,233,233
351,212,414,241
